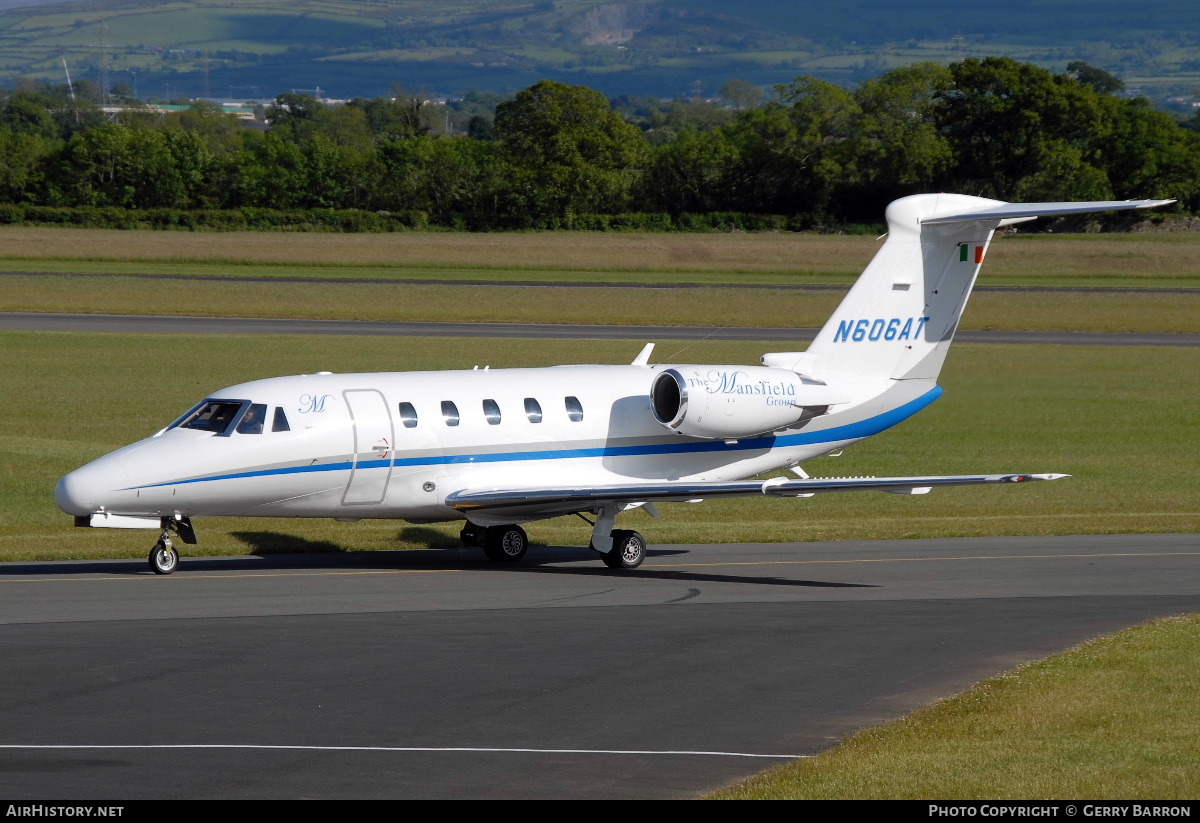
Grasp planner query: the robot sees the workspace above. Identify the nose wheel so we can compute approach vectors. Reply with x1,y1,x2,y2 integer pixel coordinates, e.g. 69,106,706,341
149,539,178,575
148,516,196,575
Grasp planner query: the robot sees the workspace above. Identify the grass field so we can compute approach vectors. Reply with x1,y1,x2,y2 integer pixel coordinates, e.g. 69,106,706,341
1,333,1196,562
2,228,1198,332
710,614,1200,799
5,275,1199,333
2,229,1195,555
2,227,1200,288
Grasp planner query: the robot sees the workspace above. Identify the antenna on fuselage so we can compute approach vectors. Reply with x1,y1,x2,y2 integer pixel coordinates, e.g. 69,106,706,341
631,343,655,366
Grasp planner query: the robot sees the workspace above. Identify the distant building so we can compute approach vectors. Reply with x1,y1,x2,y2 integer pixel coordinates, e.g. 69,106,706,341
105,102,259,120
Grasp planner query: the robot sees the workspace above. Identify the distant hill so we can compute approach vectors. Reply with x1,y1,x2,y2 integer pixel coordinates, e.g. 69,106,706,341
0,0,67,9
0,0,1197,106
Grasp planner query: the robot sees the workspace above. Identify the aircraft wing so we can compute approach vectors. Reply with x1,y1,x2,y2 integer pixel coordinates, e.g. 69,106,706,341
445,473,1068,516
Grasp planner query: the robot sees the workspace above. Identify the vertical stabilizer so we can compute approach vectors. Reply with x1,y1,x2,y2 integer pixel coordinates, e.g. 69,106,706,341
807,193,1003,381
768,194,1173,382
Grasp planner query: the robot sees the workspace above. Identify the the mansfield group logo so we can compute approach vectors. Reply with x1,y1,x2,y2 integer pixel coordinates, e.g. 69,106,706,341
685,369,798,398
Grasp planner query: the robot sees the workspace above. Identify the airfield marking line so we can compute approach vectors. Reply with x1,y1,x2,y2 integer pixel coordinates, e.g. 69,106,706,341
1,552,1197,584
0,569,468,584
0,743,805,760
645,551,1200,569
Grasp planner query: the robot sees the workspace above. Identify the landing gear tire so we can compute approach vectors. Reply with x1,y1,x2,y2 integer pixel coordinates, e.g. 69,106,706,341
602,529,645,570
460,522,486,547
149,540,179,575
482,525,528,563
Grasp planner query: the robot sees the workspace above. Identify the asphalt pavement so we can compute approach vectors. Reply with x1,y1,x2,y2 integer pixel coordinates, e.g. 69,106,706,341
1,533,1195,799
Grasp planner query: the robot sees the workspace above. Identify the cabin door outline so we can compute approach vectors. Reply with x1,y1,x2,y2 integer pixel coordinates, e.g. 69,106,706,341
341,389,395,506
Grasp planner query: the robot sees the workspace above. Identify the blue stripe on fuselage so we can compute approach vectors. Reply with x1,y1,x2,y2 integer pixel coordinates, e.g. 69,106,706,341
129,386,943,490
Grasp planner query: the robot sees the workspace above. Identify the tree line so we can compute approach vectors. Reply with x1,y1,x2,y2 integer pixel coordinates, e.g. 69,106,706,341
0,57,1197,231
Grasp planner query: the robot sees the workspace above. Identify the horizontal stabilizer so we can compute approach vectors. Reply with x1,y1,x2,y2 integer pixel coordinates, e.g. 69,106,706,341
447,473,1068,515
921,199,1174,225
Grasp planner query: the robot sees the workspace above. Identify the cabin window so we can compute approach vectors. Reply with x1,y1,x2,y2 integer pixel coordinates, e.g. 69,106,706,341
483,399,501,425
179,400,245,435
565,396,584,422
442,401,460,427
524,397,543,423
398,402,418,428
272,407,291,432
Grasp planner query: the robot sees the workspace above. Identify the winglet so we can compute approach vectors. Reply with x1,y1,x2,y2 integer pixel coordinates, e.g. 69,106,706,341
631,343,655,366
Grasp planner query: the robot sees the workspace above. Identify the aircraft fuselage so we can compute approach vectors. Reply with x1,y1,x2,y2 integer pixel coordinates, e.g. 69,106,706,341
56,364,932,525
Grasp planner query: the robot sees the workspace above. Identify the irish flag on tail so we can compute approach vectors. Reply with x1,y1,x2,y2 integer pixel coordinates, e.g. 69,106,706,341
959,243,984,264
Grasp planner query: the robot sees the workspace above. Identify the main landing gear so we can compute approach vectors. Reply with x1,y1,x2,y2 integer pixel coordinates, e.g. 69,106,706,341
600,529,646,570
461,523,528,563
461,519,646,570
587,504,646,570
149,516,196,575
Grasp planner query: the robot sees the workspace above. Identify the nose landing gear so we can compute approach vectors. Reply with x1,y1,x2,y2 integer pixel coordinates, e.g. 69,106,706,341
149,539,178,575
148,516,196,575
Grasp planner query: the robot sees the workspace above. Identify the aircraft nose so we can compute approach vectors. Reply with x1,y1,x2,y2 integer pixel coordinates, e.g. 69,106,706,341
55,457,128,516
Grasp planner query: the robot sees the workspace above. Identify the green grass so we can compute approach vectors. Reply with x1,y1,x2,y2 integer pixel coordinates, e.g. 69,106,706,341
1,228,1199,289
2,228,1198,332
710,614,1200,799
1,334,1196,562
2,274,1197,332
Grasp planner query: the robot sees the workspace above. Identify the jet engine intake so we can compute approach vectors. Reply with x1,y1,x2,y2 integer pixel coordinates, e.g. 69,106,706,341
651,366,844,439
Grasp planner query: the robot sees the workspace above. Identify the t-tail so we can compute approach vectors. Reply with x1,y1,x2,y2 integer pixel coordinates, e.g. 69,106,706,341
763,193,1173,383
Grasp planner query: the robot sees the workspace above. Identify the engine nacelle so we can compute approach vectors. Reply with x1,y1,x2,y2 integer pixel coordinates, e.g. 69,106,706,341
650,366,847,439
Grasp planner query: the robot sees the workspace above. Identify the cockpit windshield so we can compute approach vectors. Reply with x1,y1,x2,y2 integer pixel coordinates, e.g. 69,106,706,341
176,400,247,435
235,403,267,434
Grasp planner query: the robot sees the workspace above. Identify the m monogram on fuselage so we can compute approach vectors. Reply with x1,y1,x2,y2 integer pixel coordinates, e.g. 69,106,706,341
298,393,335,413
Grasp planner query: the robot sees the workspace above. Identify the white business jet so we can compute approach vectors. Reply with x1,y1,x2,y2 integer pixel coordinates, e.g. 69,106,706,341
56,193,1171,574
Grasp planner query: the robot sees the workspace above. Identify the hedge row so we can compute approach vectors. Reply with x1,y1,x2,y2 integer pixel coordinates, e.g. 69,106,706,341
0,204,845,233
0,205,434,232
0,203,1175,234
